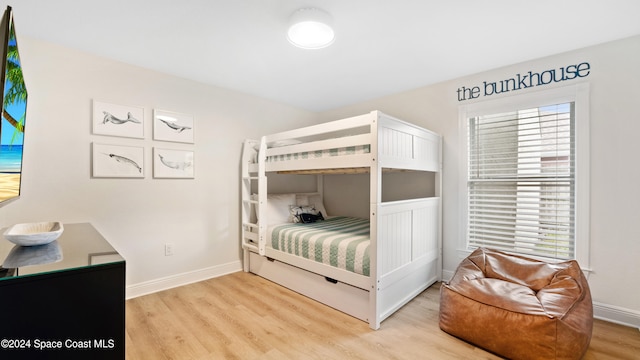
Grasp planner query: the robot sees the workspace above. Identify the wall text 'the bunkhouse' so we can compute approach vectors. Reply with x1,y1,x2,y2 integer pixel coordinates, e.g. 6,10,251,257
457,62,590,101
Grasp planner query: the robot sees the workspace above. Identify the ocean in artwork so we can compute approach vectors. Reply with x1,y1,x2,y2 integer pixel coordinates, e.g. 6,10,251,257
0,144,21,200
0,144,23,173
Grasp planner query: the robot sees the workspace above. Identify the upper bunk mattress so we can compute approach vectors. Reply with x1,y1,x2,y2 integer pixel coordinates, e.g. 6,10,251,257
266,145,370,163
269,216,370,276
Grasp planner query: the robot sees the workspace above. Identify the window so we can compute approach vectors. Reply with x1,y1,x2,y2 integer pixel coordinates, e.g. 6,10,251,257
460,85,590,264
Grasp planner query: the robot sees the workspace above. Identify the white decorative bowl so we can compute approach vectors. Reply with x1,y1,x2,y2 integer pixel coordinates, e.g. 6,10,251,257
4,222,64,246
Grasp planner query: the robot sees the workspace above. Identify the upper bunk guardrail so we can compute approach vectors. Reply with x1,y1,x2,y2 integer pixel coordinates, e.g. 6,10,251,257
263,112,374,144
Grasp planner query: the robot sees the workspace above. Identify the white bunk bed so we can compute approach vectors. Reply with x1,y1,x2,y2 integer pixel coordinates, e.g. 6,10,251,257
241,110,442,330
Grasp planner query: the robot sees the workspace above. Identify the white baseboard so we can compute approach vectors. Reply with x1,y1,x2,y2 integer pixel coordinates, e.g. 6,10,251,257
126,260,242,299
593,302,640,330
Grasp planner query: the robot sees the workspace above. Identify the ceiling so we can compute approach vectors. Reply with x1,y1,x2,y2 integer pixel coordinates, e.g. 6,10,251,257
3,0,640,112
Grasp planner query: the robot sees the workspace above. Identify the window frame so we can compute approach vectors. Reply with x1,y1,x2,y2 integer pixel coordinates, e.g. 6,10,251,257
458,84,590,268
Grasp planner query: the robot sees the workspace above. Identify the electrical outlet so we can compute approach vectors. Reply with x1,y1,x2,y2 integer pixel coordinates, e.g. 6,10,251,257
165,243,174,256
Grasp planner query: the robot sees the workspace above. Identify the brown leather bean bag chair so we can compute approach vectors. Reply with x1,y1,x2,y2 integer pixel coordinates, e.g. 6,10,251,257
439,247,593,360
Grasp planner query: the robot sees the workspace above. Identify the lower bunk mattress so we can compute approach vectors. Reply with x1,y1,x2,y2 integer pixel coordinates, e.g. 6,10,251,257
269,216,370,276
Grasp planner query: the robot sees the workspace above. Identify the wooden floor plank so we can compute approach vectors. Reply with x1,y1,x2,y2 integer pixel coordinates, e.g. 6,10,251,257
126,271,640,360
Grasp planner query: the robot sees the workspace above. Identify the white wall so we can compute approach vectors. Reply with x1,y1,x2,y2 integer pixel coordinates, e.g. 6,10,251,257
4,31,638,327
320,35,640,327
0,37,320,296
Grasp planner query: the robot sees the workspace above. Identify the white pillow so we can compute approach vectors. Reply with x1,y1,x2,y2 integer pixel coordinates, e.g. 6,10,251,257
251,193,325,223
295,194,309,206
307,194,328,217
265,193,296,225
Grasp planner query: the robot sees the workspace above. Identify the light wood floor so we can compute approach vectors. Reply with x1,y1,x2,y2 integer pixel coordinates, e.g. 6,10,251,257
126,271,640,360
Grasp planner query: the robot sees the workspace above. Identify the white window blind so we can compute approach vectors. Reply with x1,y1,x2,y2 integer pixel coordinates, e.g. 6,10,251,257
467,102,575,260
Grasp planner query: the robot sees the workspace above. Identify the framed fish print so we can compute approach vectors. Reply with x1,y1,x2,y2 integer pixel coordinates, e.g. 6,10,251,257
153,148,194,179
92,143,145,178
153,109,194,143
92,100,145,139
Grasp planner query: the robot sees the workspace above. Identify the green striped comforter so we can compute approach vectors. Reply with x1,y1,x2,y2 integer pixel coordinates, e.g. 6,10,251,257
270,216,370,276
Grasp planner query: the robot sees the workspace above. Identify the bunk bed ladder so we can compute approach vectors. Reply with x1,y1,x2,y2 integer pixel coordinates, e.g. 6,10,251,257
241,139,264,271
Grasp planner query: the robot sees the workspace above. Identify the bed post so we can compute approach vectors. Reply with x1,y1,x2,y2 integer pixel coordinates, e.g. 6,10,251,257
316,174,323,200
368,111,382,330
436,135,443,281
257,137,268,256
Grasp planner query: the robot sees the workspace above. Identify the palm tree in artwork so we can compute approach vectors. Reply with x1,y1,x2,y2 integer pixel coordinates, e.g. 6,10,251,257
2,22,26,138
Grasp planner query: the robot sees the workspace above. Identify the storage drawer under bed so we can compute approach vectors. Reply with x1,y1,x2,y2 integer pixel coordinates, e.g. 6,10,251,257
248,251,370,322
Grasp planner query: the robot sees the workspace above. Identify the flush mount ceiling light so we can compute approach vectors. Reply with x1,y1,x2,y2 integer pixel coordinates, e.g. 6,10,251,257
287,8,335,49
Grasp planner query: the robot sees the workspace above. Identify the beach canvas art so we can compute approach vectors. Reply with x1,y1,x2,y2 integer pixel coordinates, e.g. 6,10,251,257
0,13,27,204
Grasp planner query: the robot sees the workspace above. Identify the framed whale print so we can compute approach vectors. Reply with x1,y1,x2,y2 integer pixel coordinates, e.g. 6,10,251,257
153,147,194,179
92,143,145,178
153,109,194,143
92,100,144,139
